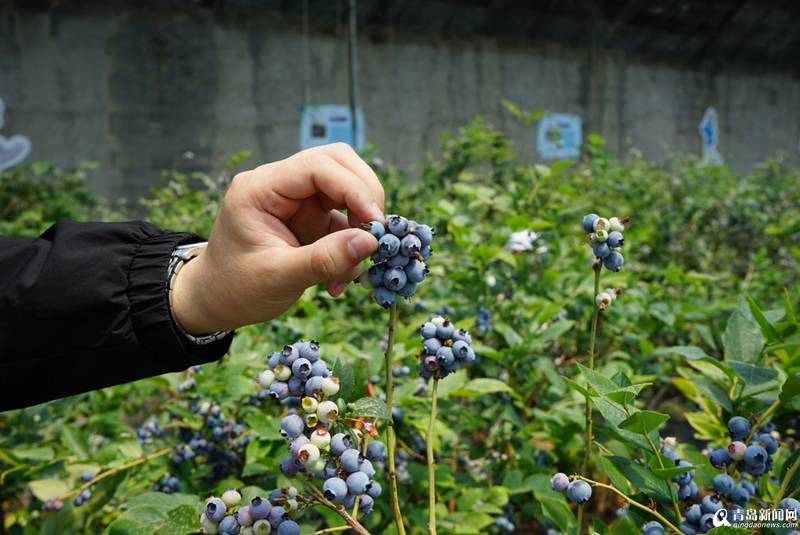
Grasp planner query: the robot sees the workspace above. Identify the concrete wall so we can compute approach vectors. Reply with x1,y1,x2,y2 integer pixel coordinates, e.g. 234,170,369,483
1,2,799,204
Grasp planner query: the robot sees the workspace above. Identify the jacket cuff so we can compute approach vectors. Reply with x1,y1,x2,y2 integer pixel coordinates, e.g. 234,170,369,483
128,230,233,370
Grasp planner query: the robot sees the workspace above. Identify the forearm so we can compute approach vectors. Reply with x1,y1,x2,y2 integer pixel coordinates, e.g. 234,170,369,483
0,221,232,411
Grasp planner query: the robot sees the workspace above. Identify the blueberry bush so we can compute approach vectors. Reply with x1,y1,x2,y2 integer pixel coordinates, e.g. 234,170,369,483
1,115,800,535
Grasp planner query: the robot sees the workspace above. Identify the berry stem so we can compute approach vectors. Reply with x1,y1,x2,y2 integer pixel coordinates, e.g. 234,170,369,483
645,435,682,525
310,526,350,535
577,264,602,535
427,378,440,535
772,456,800,506
307,491,372,535
58,447,173,499
384,303,408,535
576,476,682,535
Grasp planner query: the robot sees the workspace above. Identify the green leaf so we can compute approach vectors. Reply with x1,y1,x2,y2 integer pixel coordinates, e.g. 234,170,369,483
28,478,69,501
668,346,709,360
540,498,574,534
349,397,392,421
650,462,695,481
61,425,91,460
105,519,152,535
578,364,619,395
618,411,670,439
244,413,282,440
449,378,513,397
15,447,54,462
118,505,167,525
722,303,765,364
537,320,575,344
778,448,800,500
706,526,755,535
728,361,778,386
155,505,200,535
780,374,800,408
747,296,781,343
786,287,797,326
563,377,596,399
612,372,633,388
118,440,143,460
601,457,631,494
224,375,256,397
333,358,356,403
690,378,733,413
606,456,671,503
687,358,733,388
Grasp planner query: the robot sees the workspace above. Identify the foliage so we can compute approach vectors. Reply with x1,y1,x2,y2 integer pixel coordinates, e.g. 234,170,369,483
0,117,799,535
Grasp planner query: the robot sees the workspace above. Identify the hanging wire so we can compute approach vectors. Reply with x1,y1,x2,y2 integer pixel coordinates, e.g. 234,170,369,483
302,0,312,104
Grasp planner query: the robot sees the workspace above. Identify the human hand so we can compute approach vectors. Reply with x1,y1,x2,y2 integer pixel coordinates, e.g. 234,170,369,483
171,143,385,334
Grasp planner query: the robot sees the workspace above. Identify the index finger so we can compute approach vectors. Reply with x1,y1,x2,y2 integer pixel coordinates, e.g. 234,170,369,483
282,143,385,219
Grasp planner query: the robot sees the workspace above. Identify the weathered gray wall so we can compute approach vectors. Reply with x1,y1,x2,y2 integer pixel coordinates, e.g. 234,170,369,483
1,2,799,204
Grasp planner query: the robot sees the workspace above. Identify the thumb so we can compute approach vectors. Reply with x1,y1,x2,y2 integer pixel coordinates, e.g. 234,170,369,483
286,228,377,290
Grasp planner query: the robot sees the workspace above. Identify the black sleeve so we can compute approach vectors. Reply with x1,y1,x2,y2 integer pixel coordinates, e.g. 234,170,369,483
0,221,234,411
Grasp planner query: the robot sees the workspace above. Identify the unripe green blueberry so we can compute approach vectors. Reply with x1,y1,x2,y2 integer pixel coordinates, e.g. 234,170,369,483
359,270,374,289
258,370,276,389
595,293,612,307
316,401,339,423
253,519,271,535
593,217,610,231
609,217,625,232
321,377,340,396
301,396,318,414
200,513,220,535
274,364,292,381
431,315,445,326
593,229,608,242
306,458,326,474
603,288,617,301
298,443,321,466
310,427,332,449
221,488,242,507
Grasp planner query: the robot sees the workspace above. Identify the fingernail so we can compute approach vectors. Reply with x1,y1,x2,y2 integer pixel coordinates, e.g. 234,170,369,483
348,232,377,261
371,203,385,222
332,281,348,296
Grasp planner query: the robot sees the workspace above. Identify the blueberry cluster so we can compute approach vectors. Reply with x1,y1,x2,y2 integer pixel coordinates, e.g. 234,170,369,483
641,521,664,535
595,288,621,311
680,495,742,534
418,316,476,379
41,496,63,512
71,471,94,507
660,440,699,502
581,214,627,272
279,419,385,514
550,473,592,504
358,215,434,308
175,402,253,483
476,306,491,334
200,488,303,535
256,341,340,403
708,417,779,478
154,474,181,494
494,514,515,532
136,417,164,444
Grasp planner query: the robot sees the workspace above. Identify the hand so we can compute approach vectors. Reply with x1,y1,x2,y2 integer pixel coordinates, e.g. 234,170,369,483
171,143,385,334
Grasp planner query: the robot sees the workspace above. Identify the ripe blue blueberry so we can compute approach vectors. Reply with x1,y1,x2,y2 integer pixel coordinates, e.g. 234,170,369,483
340,449,364,473
358,494,375,514
291,358,312,378
81,471,94,483
280,344,300,366
368,263,389,287
436,347,455,367
642,521,664,535
603,251,624,272
298,340,321,362
250,496,271,519
378,234,401,257
730,487,750,506
713,474,735,496
411,224,434,247
400,235,422,257
405,260,428,283
218,515,240,535
700,495,722,514
387,253,410,268
360,459,376,479
436,320,455,339
685,504,703,525
419,246,432,261
367,480,382,499
363,221,385,240
277,520,301,535
386,215,409,237
323,477,348,502
677,522,696,535
346,471,370,495
593,242,611,259
205,497,227,522
373,286,397,309
727,416,750,440
743,445,768,466
758,433,779,454
709,447,733,469
330,433,353,456
582,214,600,233
780,498,800,516
280,414,305,439
366,441,387,462
420,322,437,339
606,231,624,248
81,488,92,501
398,281,417,298
267,506,288,529
384,267,408,291
423,337,443,354
550,472,569,492
698,514,716,533
451,329,472,344
566,480,592,504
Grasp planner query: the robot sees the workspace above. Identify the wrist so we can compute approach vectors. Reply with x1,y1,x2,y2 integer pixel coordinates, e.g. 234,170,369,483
169,244,232,342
